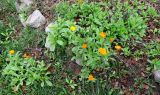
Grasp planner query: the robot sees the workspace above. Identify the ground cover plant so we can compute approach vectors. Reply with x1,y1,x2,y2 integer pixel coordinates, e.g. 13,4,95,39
2,51,52,91
46,1,147,78
0,0,160,94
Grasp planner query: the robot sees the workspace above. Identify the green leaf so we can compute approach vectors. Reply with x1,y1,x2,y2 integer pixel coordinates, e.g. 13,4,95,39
57,40,64,46
71,85,75,89
41,82,44,87
46,80,52,86
26,81,31,85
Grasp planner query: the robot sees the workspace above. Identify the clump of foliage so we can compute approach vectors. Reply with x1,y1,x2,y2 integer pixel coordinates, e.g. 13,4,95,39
2,52,52,91
11,27,46,51
45,1,147,78
150,59,160,70
1,0,160,94
0,0,16,12
0,22,12,50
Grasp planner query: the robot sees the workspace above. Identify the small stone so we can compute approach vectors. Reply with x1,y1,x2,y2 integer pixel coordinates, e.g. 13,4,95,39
21,0,33,6
25,10,46,28
76,59,81,65
153,70,160,83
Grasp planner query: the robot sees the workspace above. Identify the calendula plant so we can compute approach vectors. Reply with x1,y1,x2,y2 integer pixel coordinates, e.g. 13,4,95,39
46,2,112,78
46,1,148,78
2,52,52,91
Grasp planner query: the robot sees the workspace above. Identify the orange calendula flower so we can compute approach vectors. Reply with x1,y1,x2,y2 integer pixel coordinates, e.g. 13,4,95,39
88,74,94,81
9,50,15,55
70,26,76,31
109,38,114,43
98,48,107,56
115,45,122,50
99,32,106,38
22,53,30,58
82,44,87,49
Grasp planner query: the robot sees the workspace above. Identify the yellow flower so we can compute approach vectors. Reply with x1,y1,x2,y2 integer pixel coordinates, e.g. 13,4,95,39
98,48,107,56
9,50,15,55
70,26,76,31
99,32,106,38
82,44,87,49
22,53,30,58
115,45,122,50
88,74,94,81
109,38,113,43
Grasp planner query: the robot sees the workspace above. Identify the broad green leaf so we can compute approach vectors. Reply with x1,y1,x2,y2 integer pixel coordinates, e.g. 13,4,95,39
46,80,52,86
57,40,64,46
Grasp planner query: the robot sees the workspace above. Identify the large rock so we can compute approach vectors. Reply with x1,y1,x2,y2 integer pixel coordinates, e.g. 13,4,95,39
153,70,160,83
16,0,34,26
25,10,46,28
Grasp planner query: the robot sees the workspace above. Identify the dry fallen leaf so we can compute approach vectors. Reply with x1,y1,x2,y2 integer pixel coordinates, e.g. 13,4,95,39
12,86,18,93
142,84,149,90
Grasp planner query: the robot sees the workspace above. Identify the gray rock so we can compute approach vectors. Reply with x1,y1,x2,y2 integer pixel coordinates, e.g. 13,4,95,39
16,0,33,26
25,10,46,28
15,0,33,12
153,70,160,83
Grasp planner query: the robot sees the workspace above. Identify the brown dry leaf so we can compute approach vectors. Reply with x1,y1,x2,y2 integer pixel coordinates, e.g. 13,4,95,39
12,86,18,93
47,66,54,73
156,38,160,43
142,84,149,90
20,85,27,94
133,84,137,89
140,72,145,77
74,68,81,75
123,89,134,95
